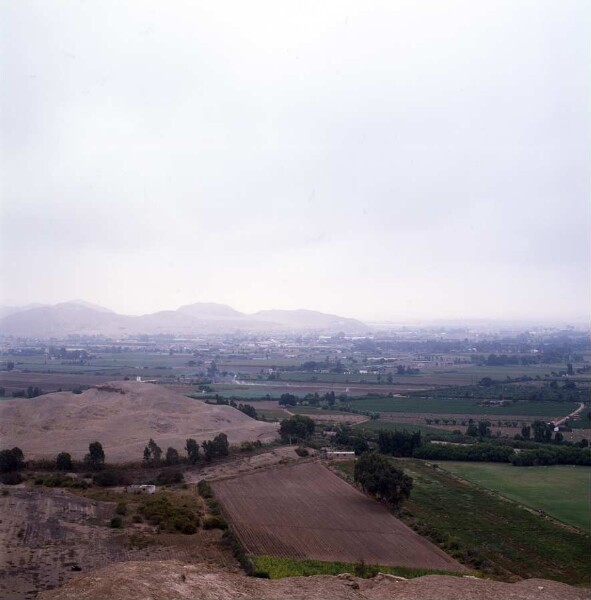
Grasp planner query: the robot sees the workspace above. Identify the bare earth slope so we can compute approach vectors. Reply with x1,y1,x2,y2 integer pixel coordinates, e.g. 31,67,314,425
37,560,589,600
0,382,278,462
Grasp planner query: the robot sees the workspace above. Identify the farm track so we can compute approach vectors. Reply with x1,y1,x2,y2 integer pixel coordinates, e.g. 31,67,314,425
212,461,466,571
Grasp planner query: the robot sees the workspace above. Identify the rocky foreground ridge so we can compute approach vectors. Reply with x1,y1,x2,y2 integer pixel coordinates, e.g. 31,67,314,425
38,560,589,600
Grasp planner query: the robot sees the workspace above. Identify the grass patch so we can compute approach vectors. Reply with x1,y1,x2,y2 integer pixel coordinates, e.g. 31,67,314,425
251,556,465,579
438,462,591,532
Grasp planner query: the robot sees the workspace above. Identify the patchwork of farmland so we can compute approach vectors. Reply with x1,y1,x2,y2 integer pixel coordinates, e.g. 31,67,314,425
212,461,465,572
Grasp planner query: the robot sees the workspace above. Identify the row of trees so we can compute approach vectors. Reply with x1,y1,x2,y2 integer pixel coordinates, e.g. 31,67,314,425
209,396,257,419
3,386,44,398
377,430,422,457
144,434,230,466
413,441,591,466
413,442,515,463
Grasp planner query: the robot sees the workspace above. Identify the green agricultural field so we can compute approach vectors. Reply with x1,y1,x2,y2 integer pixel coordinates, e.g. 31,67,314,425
344,396,578,417
255,408,290,421
251,556,464,580
288,406,353,416
353,420,449,436
334,459,590,584
438,462,591,532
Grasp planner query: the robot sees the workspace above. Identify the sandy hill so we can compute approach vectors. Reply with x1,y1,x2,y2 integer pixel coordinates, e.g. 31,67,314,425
0,382,278,462
37,560,589,600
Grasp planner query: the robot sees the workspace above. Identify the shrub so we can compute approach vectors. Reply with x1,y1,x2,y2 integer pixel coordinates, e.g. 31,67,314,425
155,469,184,485
197,479,213,498
56,452,73,471
116,502,127,516
294,447,309,457
0,472,23,485
110,516,123,528
138,494,199,534
92,470,130,487
132,514,142,523
203,516,228,530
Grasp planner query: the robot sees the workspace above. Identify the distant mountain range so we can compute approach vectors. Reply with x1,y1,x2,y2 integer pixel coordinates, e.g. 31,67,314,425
0,301,368,338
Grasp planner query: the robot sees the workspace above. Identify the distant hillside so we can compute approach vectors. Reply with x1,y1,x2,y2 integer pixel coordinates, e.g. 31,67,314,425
253,309,367,333
0,301,368,337
0,381,277,461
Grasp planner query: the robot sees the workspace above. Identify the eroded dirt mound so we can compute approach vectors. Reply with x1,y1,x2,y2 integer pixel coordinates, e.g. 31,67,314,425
0,381,278,461
37,560,589,600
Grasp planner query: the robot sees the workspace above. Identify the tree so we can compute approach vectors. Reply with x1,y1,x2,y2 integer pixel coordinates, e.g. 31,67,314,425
0,447,25,473
56,452,73,471
6,361,15,371
84,441,105,470
202,433,229,461
466,422,478,437
279,393,298,406
477,420,492,438
143,439,163,466
354,452,412,509
213,433,229,457
185,438,200,464
279,415,315,442
165,447,180,465
521,425,531,440
532,420,553,443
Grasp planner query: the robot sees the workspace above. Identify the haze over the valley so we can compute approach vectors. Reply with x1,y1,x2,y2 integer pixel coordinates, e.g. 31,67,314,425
1,1,589,324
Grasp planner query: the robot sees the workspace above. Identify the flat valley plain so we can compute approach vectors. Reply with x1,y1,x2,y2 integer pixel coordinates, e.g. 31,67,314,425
212,461,466,572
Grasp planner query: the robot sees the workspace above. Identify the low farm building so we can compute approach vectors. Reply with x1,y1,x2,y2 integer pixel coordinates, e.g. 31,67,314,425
322,449,356,460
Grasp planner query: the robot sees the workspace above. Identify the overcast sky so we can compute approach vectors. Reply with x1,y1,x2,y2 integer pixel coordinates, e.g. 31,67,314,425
1,0,589,322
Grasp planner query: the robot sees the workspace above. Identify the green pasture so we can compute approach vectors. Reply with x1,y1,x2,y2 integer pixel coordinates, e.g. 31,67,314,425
438,462,591,532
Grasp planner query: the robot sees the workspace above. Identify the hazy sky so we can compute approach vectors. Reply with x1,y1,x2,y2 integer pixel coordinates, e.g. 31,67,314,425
1,1,589,322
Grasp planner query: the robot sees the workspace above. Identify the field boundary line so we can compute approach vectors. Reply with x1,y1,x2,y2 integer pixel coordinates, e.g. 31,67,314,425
206,454,320,483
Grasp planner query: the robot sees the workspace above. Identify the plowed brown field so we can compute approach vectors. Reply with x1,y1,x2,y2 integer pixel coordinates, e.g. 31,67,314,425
212,462,466,571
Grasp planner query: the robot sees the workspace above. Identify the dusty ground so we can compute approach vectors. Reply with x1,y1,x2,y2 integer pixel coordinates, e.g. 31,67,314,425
184,445,309,482
37,560,590,600
213,462,465,571
0,485,238,600
0,381,278,462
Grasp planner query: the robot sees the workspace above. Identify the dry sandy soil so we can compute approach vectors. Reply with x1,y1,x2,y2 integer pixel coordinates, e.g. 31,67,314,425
212,461,465,571
0,382,278,462
37,560,590,600
184,445,310,482
0,486,237,600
